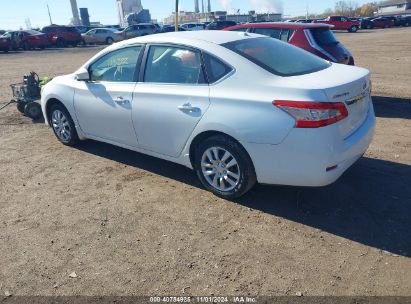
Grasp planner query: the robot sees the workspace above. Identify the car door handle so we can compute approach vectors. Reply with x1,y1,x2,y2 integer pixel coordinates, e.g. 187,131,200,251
178,103,200,113
114,97,129,105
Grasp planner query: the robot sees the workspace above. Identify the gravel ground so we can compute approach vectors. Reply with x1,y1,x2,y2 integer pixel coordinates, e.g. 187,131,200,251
0,28,410,297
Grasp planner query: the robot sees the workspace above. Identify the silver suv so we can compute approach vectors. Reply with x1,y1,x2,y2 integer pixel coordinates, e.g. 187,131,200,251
116,23,158,40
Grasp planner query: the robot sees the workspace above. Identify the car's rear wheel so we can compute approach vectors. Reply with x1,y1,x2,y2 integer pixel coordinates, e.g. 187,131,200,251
349,25,358,32
106,37,114,45
56,38,66,48
194,135,256,199
49,104,79,146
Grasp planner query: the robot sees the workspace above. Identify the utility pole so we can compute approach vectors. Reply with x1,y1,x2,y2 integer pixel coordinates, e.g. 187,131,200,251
47,4,53,25
175,0,179,31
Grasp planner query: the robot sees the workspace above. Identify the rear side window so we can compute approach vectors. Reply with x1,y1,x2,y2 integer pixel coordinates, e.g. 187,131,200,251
280,29,289,41
144,45,205,84
254,28,281,39
222,37,330,77
310,28,339,45
203,53,233,83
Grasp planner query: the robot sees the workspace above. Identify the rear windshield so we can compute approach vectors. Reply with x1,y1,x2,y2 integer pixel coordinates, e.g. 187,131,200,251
222,37,330,77
310,28,339,45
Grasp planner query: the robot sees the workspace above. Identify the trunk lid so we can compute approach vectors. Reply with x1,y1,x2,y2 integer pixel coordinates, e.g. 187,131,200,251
275,63,371,138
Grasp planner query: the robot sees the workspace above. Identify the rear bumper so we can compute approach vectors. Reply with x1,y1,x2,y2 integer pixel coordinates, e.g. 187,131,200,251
244,102,376,186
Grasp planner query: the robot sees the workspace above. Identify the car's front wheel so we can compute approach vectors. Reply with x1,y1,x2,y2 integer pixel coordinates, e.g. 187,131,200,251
194,135,256,199
349,25,358,32
49,104,79,146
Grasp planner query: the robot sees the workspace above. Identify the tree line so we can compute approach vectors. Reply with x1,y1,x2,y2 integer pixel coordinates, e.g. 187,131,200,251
294,1,379,19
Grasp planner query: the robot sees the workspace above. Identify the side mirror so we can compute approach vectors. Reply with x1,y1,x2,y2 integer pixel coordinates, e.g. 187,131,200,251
75,67,89,81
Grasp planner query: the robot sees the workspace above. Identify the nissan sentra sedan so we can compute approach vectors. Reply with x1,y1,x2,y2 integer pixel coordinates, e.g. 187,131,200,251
41,31,375,198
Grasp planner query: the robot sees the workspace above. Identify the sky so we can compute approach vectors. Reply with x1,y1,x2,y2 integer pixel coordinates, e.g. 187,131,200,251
0,0,372,30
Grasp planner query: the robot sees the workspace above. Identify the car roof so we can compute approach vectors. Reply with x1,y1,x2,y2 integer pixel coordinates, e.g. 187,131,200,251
115,30,261,47
226,22,332,29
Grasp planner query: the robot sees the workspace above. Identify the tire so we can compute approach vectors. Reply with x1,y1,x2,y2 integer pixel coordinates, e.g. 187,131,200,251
16,102,25,113
366,24,372,29
106,37,114,45
194,135,256,199
49,104,79,146
56,38,66,48
24,102,42,120
349,25,358,33
22,42,30,51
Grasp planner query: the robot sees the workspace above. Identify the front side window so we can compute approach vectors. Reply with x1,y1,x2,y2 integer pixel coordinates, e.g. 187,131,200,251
89,46,142,82
222,37,330,77
144,45,205,84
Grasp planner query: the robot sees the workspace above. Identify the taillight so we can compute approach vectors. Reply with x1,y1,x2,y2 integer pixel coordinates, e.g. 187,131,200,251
273,100,348,128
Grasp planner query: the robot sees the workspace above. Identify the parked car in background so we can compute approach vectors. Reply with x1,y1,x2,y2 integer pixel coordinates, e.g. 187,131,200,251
296,19,314,23
360,17,375,29
181,23,206,31
82,28,121,45
400,16,411,26
0,35,11,52
313,16,360,32
41,31,375,198
225,23,355,65
2,30,48,50
371,17,394,28
160,25,186,33
42,25,82,47
384,16,401,26
115,23,158,40
206,20,237,30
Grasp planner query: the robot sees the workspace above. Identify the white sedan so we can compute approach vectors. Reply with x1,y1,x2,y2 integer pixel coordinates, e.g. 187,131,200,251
41,31,375,198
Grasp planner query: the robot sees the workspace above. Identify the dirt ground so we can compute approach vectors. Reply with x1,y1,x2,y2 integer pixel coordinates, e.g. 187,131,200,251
0,27,410,297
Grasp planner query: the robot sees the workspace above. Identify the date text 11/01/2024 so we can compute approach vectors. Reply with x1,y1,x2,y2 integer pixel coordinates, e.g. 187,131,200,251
149,296,257,303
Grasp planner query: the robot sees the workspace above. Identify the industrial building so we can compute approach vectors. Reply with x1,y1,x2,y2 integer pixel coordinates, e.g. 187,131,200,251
377,0,411,15
116,0,151,26
69,0,81,26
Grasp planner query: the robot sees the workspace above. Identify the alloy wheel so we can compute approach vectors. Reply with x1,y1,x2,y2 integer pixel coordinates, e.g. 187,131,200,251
201,146,241,192
51,109,71,142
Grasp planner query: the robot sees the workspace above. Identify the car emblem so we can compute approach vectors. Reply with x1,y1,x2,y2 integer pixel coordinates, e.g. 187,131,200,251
346,92,367,106
333,92,350,99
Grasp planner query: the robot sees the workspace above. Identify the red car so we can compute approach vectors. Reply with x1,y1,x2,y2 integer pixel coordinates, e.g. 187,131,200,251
224,23,355,65
41,25,82,47
7,30,48,50
371,17,395,28
0,35,11,52
313,16,360,32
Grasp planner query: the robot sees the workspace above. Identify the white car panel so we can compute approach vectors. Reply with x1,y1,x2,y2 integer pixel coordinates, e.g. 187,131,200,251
41,31,376,192
133,83,210,157
73,81,138,147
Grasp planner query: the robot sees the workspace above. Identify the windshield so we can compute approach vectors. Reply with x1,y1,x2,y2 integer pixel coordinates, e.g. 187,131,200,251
310,28,339,45
222,37,330,77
